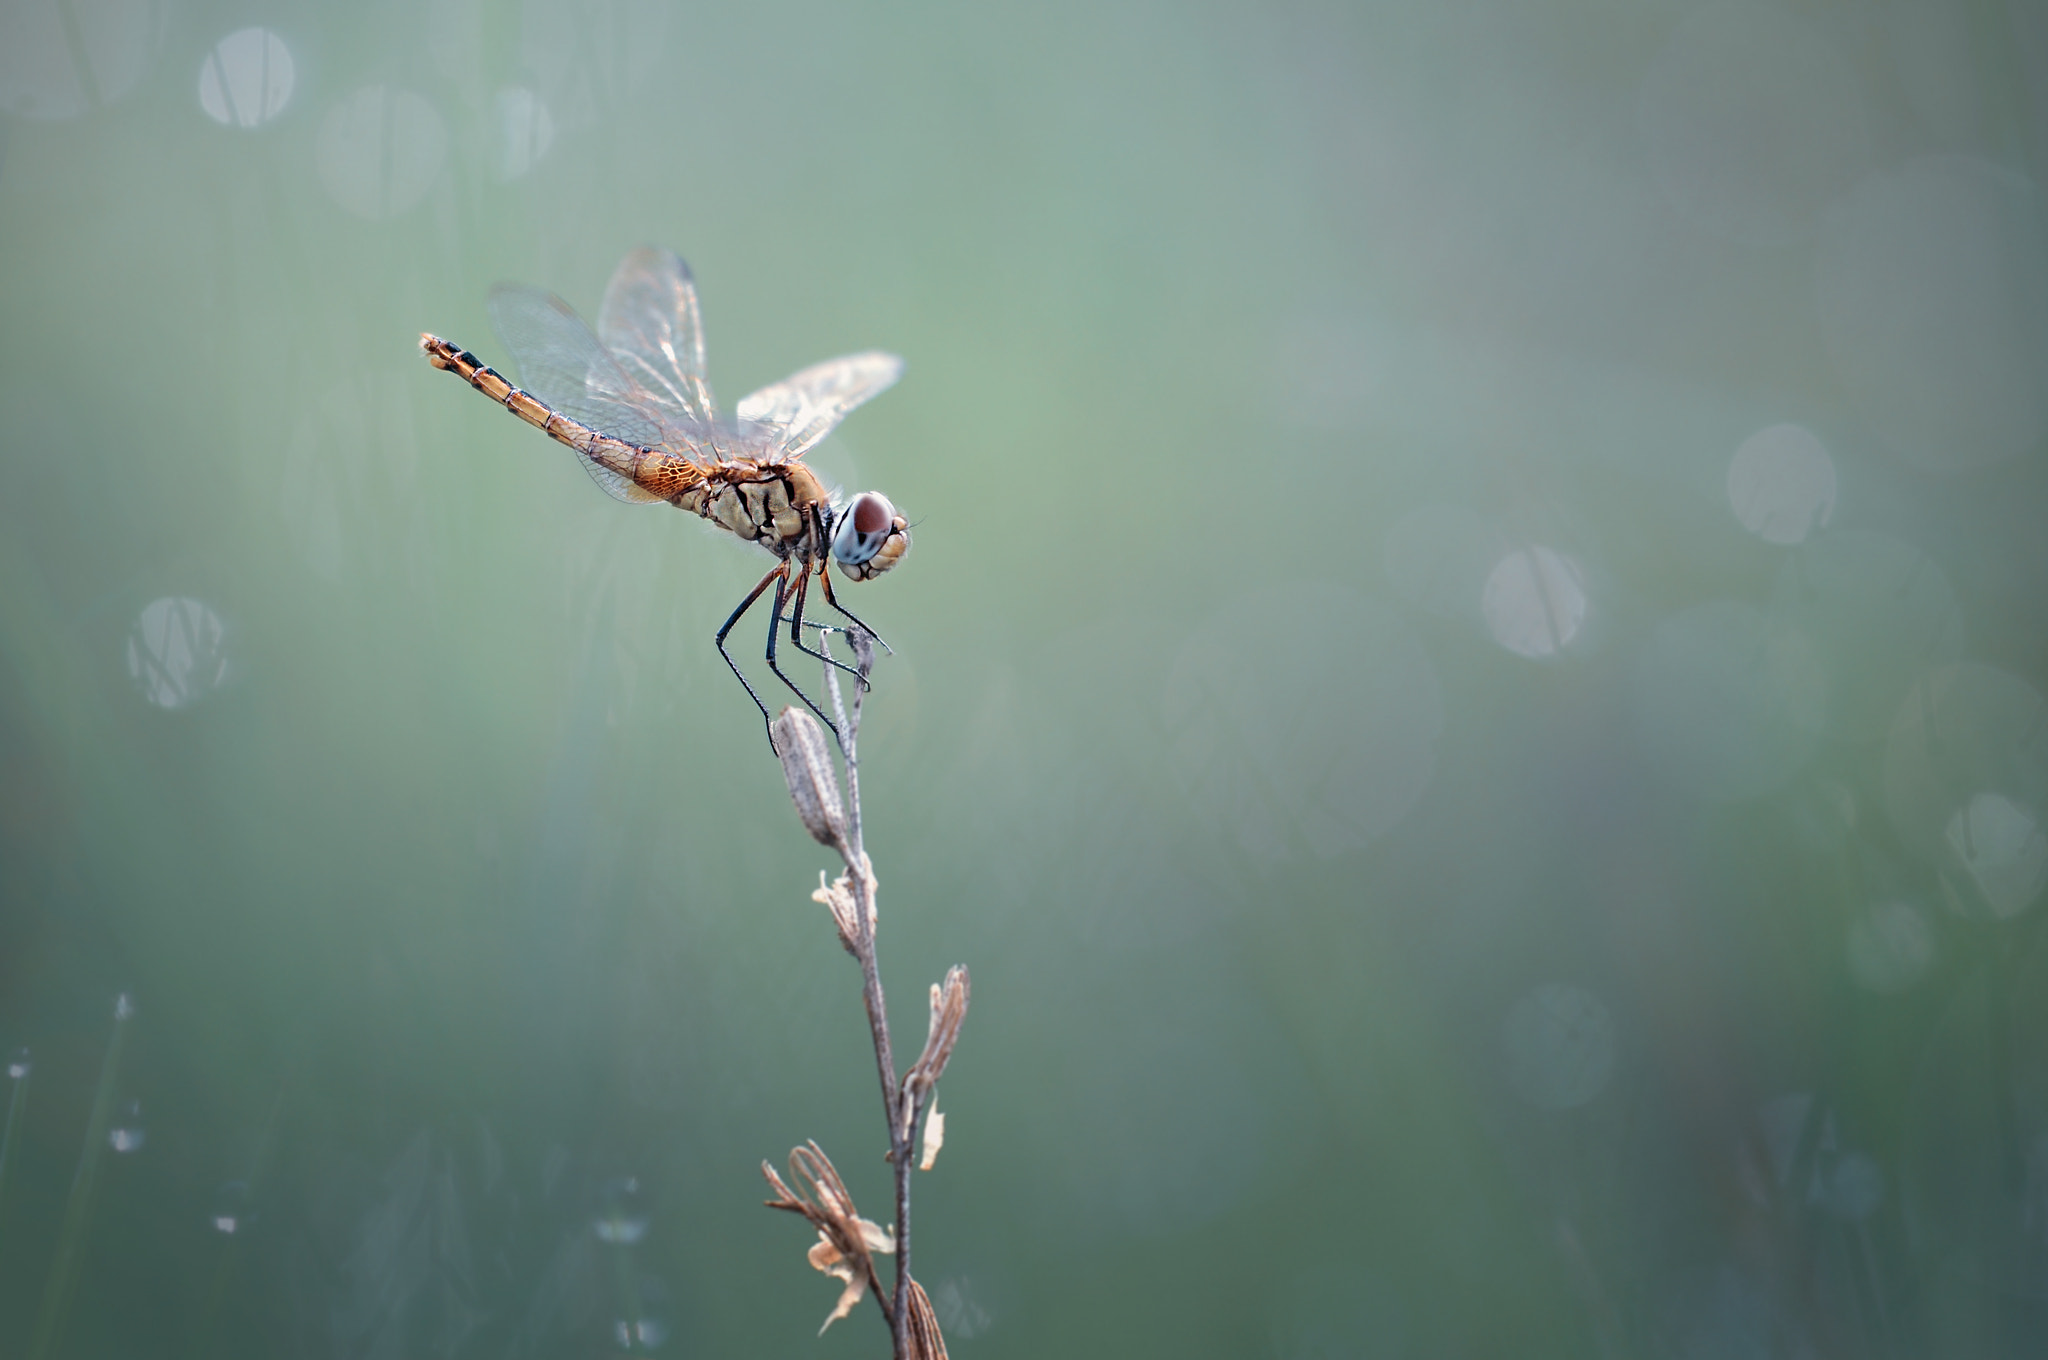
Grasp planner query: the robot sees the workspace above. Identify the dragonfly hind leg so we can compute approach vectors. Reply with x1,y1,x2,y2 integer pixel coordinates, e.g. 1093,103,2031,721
762,567,844,744
718,563,792,751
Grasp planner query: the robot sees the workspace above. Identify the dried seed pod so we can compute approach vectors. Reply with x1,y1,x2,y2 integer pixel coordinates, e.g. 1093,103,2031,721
772,707,846,846
905,1277,950,1360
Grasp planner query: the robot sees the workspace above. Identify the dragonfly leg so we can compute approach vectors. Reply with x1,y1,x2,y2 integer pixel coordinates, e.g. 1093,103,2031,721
785,564,869,690
775,604,845,635
816,561,894,656
718,563,789,751
763,566,844,741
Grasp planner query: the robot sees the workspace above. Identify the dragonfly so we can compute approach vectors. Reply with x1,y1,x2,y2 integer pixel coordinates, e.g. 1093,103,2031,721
420,247,910,748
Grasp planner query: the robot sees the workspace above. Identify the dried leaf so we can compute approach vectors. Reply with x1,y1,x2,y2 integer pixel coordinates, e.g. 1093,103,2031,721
760,1143,895,1335
857,1216,896,1255
807,1235,867,1333
772,707,845,847
918,1108,946,1171
803,1213,895,1332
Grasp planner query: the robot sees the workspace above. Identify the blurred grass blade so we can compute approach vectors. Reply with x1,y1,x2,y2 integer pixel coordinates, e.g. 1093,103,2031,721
27,994,134,1360
0,1052,29,1237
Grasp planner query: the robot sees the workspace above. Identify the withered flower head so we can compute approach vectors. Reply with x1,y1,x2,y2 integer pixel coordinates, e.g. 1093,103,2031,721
906,966,969,1098
812,854,877,954
762,1142,895,1335
901,966,969,1141
771,707,846,847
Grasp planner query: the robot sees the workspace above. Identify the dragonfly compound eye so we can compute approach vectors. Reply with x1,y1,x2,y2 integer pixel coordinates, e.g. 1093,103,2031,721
832,492,908,578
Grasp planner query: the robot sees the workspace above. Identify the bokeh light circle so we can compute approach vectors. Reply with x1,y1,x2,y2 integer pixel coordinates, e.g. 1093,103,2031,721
1883,663,2048,887
209,1180,252,1235
1504,983,1616,1110
1162,584,1442,860
1631,602,1824,800
928,1277,997,1341
108,1099,145,1153
126,596,228,709
317,87,448,221
492,85,555,180
590,1175,650,1243
611,1274,671,1351
1727,424,1835,545
1942,792,2047,920
1817,156,2048,473
197,27,293,128
1482,545,1587,658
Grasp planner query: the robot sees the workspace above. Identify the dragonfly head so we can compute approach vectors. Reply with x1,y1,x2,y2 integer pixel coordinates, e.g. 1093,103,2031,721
830,491,910,582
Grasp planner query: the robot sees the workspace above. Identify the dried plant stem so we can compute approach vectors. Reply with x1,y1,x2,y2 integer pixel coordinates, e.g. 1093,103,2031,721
820,629,922,1360
772,630,962,1358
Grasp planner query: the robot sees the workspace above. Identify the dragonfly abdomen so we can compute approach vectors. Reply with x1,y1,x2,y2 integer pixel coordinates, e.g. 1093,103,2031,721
420,332,705,502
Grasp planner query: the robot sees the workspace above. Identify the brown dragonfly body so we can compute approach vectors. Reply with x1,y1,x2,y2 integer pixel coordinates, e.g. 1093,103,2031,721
418,248,910,745
420,334,846,561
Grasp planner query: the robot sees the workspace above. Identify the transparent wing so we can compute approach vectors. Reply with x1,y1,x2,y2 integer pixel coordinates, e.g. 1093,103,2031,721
735,352,904,463
487,285,715,466
576,448,670,505
597,246,721,427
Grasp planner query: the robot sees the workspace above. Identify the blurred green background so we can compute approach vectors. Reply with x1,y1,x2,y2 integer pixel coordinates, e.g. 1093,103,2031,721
4,0,2048,1355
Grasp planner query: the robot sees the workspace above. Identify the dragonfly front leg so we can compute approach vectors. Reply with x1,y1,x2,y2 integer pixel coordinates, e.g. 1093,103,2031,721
815,561,893,657
785,563,869,690
718,563,788,751
763,564,842,741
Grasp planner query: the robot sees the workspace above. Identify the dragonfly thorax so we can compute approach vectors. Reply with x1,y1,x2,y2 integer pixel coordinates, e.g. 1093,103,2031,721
681,460,832,559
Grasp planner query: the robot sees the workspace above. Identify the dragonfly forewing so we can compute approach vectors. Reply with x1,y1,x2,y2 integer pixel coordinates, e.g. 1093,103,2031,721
486,285,715,462
736,352,905,462
598,246,720,427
